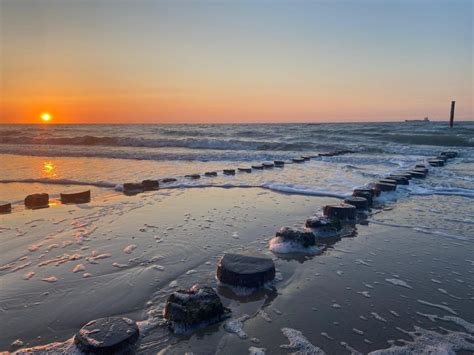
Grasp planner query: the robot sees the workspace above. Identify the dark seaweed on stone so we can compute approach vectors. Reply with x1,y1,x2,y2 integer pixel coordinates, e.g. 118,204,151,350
163,285,230,330
275,226,316,248
305,216,342,230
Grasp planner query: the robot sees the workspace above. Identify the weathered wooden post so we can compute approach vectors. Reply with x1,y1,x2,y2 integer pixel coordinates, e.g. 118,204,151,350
449,101,455,128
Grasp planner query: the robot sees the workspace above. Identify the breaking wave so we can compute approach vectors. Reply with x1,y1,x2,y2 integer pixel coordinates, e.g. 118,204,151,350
0,135,325,152
380,133,474,147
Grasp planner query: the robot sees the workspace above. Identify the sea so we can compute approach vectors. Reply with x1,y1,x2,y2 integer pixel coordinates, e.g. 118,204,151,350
0,121,473,354
1,121,474,200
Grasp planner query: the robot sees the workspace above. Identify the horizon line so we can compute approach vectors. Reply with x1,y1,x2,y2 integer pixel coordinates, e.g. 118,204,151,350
1,119,473,125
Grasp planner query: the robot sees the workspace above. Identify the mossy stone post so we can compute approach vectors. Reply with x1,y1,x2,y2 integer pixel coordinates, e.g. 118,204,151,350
163,285,229,331
274,226,317,248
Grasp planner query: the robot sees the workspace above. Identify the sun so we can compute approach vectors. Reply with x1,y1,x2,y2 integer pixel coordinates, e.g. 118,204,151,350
41,112,52,122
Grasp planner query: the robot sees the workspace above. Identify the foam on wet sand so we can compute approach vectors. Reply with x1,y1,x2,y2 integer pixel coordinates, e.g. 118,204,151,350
1,149,473,354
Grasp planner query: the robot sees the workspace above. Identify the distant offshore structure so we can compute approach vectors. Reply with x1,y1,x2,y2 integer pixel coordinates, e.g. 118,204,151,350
405,117,430,123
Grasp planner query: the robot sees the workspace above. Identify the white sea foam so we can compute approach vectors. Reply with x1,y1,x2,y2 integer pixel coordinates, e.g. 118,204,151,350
369,326,474,354
262,182,346,198
249,346,266,355
417,312,474,333
340,341,363,355
417,299,457,315
280,327,326,354
258,310,272,323
371,312,387,322
269,238,321,255
224,315,251,339
357,291,371,298
408,184,474,199
0,178,117,188
385,278,412,289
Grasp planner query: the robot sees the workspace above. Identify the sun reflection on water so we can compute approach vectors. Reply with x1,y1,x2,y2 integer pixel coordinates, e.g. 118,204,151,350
42,161,58,178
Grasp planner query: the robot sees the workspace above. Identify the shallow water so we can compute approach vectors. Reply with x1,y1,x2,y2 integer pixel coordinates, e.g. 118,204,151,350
2,122,474,202
0,122,473,354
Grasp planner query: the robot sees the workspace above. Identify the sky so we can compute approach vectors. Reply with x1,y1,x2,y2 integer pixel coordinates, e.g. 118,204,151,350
0,0,472,124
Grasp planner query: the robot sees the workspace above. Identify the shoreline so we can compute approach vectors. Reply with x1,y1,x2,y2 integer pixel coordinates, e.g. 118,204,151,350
1,183,473,353
1,138,473,353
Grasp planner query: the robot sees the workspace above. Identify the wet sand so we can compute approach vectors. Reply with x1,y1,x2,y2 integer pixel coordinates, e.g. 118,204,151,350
1,185,473,354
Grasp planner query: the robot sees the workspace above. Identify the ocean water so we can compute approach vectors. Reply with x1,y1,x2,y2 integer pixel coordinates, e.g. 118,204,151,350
1,122,474,201
1,122,474,354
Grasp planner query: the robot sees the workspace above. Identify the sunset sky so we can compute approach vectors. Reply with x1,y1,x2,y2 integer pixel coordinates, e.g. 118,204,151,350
1,0,472,124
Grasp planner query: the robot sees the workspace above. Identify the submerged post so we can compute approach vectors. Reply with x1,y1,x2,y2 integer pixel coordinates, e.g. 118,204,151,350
449,101,455,128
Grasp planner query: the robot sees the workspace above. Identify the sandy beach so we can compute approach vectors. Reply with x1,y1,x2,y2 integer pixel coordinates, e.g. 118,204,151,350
1,168,473,353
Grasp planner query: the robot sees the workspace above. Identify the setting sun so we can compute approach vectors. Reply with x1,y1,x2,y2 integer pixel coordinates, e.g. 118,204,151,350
41,112,52,122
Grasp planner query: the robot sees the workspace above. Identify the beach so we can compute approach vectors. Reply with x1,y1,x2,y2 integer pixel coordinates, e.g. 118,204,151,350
1,122,474,354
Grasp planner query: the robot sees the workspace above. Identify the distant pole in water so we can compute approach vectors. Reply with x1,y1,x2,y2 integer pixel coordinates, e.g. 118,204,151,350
449,101,455,128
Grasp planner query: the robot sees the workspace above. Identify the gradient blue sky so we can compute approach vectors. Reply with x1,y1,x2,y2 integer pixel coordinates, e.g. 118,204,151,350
1,0,472,123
